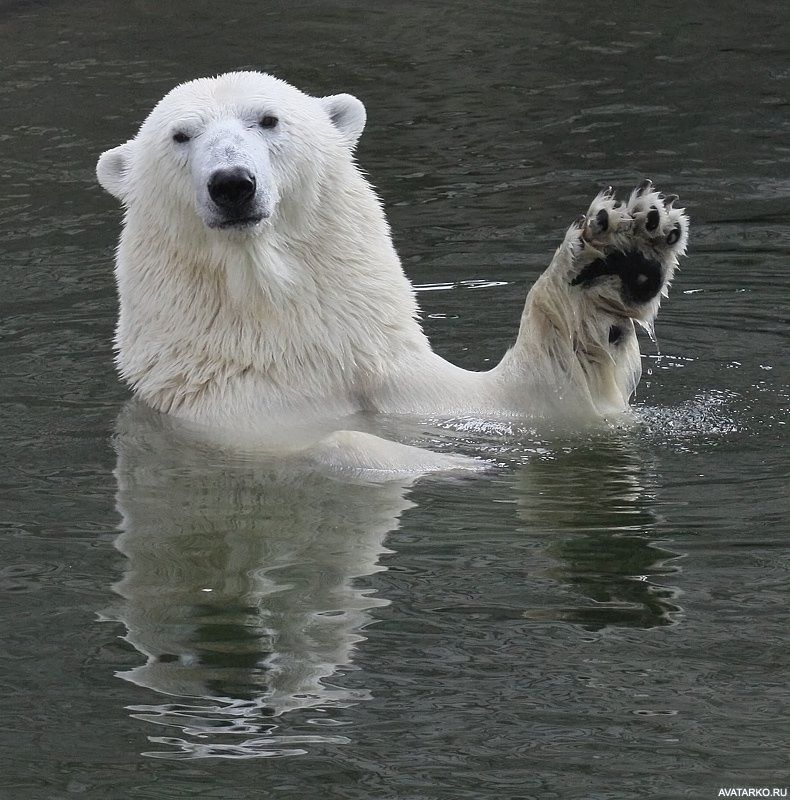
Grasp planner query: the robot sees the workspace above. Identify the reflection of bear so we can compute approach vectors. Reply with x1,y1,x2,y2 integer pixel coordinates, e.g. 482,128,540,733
104,403,415,756
514,439,682,630
96,71,690,467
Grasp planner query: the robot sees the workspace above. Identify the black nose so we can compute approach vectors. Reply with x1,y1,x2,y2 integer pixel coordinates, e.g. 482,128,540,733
208,168,256,209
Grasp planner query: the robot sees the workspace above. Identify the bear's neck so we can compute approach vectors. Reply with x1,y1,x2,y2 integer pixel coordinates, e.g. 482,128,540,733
114,164,431,422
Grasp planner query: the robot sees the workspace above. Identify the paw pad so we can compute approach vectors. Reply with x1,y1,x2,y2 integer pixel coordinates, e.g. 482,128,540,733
646,207,661,232
566,181,690,307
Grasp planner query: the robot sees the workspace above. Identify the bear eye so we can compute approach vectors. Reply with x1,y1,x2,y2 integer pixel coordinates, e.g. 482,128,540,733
259,115,278,129
172,131,191,144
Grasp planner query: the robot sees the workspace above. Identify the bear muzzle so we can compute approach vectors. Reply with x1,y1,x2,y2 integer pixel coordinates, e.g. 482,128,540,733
209,167,256,209
205,166,271,229
206,167,268,229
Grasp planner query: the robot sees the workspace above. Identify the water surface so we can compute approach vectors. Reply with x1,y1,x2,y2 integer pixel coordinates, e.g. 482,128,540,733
0,1,788,798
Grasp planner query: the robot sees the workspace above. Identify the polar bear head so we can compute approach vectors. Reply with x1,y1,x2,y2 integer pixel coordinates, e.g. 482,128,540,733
96,71,367,234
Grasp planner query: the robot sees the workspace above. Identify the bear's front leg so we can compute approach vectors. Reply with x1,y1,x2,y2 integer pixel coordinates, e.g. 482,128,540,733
499,182,690,418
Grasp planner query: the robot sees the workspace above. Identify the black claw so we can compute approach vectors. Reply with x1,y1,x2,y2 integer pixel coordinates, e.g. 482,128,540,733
646,207,661,232
595,208,609,232
663,194,678,209
636,179,652,196
666,222,682,246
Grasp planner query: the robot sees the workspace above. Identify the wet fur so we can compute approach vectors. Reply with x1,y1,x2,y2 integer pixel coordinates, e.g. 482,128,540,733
96,73,689,470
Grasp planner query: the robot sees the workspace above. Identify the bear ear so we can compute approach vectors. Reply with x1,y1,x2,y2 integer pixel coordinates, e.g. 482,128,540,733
320,94,366,149
96,140,135,200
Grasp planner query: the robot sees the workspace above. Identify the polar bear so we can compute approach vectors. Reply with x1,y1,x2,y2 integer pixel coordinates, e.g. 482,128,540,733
96,71,689,467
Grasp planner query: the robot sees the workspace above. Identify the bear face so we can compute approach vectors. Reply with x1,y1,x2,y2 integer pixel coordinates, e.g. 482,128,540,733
97,72,367,234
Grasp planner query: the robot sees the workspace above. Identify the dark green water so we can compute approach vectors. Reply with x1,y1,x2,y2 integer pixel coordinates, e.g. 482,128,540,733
1,1,788,798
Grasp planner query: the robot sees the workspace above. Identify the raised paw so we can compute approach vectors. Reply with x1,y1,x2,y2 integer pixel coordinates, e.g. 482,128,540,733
566,181,689,313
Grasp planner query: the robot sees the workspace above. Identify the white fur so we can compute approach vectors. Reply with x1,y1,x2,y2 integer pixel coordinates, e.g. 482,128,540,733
97,72,689,464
